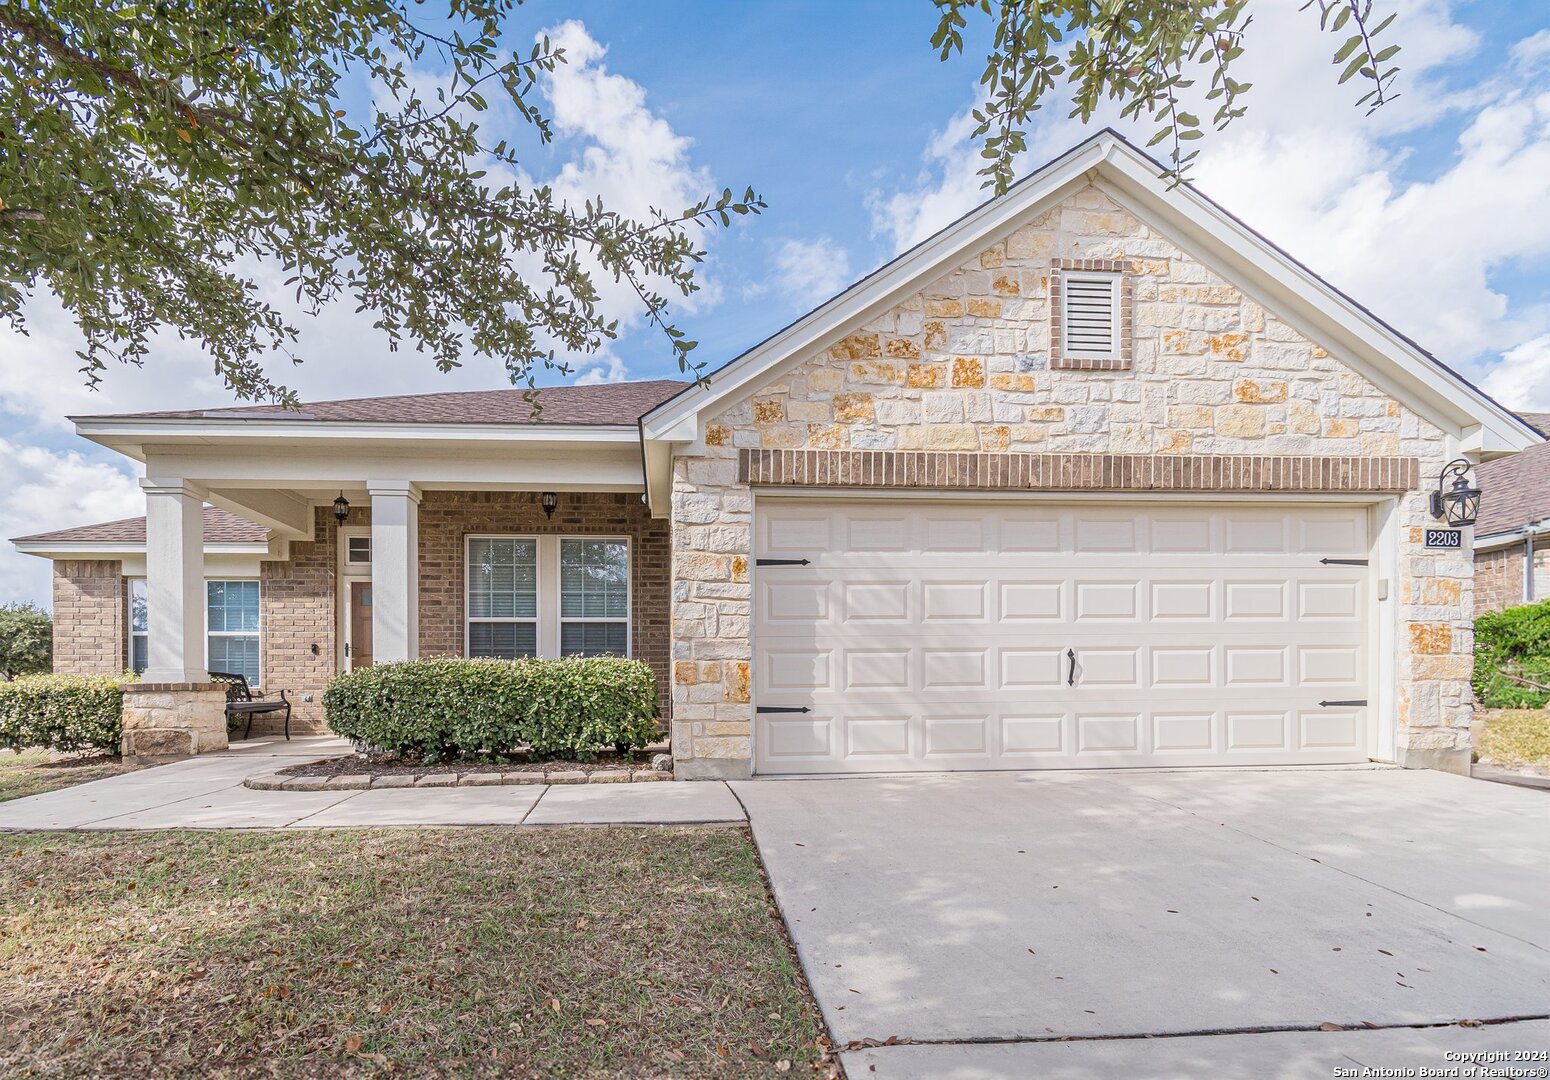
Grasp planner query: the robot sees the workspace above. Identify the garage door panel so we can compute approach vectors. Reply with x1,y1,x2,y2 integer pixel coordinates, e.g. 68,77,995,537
753,500,1371,774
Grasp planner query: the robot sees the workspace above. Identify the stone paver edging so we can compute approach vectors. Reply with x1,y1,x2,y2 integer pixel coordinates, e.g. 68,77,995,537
247,768,672,791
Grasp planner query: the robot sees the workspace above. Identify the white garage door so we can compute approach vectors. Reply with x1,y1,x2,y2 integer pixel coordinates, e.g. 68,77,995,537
752,499,1371,774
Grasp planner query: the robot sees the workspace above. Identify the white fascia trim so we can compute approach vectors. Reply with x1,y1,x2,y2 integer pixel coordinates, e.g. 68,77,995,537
640,140,1109,442
71,418,642,444
639,130,1539,455
1086,144,1537,453
12,541,270,559
1475,519,1550,552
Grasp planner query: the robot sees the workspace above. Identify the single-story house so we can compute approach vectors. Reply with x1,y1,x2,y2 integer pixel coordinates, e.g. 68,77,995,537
13,130,1538,777
1472,413,1550,613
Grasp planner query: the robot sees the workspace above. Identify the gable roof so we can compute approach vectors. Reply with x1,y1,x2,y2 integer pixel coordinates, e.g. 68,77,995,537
640,129,1539,467
77,379,688,427
1476,412,1550,538
12,506,267,546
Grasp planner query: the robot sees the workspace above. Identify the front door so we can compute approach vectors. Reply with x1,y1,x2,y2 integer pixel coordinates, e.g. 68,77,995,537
349,581,374,668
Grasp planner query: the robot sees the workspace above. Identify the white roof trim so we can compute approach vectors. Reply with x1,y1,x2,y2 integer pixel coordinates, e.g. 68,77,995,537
12,540,269,559
639,129,1539,456
72,418,640,444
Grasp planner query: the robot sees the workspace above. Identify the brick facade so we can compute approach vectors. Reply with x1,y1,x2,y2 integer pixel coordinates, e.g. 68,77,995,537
51,560,125,674
416,491,672,719
669,181,1472,777
1474,544,1525,615
48,495,671,737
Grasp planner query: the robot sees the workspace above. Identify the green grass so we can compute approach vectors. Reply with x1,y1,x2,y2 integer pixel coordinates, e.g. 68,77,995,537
0,827,828,1078
0,748,144,803
1476,710,1550,767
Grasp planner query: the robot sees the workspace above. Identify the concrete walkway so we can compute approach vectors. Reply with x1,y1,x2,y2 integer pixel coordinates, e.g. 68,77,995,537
734,768,1550,1077
0,737,744,830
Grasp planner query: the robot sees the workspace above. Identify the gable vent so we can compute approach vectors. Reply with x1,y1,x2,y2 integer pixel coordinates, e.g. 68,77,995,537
1061,273,1120,358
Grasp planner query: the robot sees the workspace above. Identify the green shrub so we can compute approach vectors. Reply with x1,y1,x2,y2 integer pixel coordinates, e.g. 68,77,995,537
323,657,660,762
1473,601,1550,709
0,672,133,754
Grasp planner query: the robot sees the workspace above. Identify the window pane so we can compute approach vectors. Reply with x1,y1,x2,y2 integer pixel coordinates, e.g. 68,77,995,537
129,579,148,633
560,622,628,657
208,635,260,685
468,621,537,659
560,540,628,619
468,538,537,619
347,536,371,564
130,635,148,675
207,580,259,633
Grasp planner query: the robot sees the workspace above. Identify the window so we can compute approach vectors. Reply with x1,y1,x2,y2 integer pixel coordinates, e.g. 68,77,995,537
560,539,629,656
128,578,148,675
207,580,261,685
346,535,371,564
467,537,539,658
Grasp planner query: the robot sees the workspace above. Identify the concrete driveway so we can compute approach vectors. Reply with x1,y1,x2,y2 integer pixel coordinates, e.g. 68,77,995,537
734,767,1550,1078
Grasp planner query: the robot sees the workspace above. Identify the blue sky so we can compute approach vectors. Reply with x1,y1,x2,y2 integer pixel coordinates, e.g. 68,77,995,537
4,0,1550,604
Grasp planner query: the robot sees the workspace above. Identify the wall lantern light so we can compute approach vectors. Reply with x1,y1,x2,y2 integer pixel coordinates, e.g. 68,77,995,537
333,492,351,525
541,491,559,520
1429,459,1480,527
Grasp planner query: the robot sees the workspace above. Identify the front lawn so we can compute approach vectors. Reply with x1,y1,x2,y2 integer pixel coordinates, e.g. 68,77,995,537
0,748,144,803
1475,709,1550,768
0,827,829,1078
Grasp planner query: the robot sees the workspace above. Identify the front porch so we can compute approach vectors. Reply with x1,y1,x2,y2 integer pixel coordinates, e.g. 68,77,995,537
100,408,673,748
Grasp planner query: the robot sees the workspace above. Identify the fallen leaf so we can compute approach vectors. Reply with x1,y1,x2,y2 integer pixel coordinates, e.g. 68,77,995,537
344,1035,362,1053
1319,1022,1343,1032
584,1018,606,1027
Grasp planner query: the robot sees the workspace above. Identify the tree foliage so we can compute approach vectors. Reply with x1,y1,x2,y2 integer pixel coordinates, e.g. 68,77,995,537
931,0,1403,192
0,1,762,403
0,602,52,680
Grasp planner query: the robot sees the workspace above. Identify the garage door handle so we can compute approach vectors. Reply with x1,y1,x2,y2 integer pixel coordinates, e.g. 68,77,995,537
1318,699,1367,707
1066,648,1076,687
756,706,811,714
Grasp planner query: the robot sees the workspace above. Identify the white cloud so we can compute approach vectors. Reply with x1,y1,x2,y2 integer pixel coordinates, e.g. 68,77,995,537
772,237,853,305
866,3,1550,391
1482,334,1550,411
0,440,143,606
1511,29,1550,72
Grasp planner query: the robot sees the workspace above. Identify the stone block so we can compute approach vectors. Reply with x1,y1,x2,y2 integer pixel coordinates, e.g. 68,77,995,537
371,774,416,789
415,773,459,787
325,773,373,790
546,770,588,785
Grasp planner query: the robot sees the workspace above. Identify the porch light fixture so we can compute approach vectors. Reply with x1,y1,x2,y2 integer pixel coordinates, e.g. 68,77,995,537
333,492,351,525
1429,458,1480,527
540,491,559,520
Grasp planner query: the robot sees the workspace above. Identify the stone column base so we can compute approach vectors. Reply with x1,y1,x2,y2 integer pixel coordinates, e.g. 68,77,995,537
1396,745,1471,776
674,757,752,781
122,683,229,762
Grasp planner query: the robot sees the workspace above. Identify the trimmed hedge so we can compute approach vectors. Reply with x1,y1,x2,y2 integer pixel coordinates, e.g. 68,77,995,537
0,672,132,754
1474,601,1550,709
323,657,660,762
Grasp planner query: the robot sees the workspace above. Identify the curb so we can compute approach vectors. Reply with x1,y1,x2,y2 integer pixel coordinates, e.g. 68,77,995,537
246,769,674,791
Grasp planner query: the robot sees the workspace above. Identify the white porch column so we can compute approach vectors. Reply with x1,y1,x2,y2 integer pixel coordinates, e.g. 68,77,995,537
369,480,421,662
141,478,208,683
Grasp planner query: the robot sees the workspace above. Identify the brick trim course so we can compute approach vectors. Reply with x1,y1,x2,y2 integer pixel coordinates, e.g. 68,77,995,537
739,449,1419,493
1049,257,1133,371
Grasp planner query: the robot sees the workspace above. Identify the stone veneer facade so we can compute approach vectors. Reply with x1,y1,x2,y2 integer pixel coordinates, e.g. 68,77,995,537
48,494,672,737
668,182,1474,778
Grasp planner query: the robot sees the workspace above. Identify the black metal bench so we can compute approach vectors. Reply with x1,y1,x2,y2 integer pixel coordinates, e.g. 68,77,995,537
209,671,291,741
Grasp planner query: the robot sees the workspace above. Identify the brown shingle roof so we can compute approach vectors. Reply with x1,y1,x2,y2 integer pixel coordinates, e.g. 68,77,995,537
1476,412,1550,538
80,379,690,426
13,507,267,546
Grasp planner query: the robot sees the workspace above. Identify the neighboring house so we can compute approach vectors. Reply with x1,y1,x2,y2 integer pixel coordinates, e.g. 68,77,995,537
1472,413,1550,613
10,130,1537,777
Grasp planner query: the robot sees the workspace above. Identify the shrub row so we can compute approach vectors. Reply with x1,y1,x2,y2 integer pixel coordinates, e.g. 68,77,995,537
0,672,131,754
323,657,660,762
1474,601,1550,709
